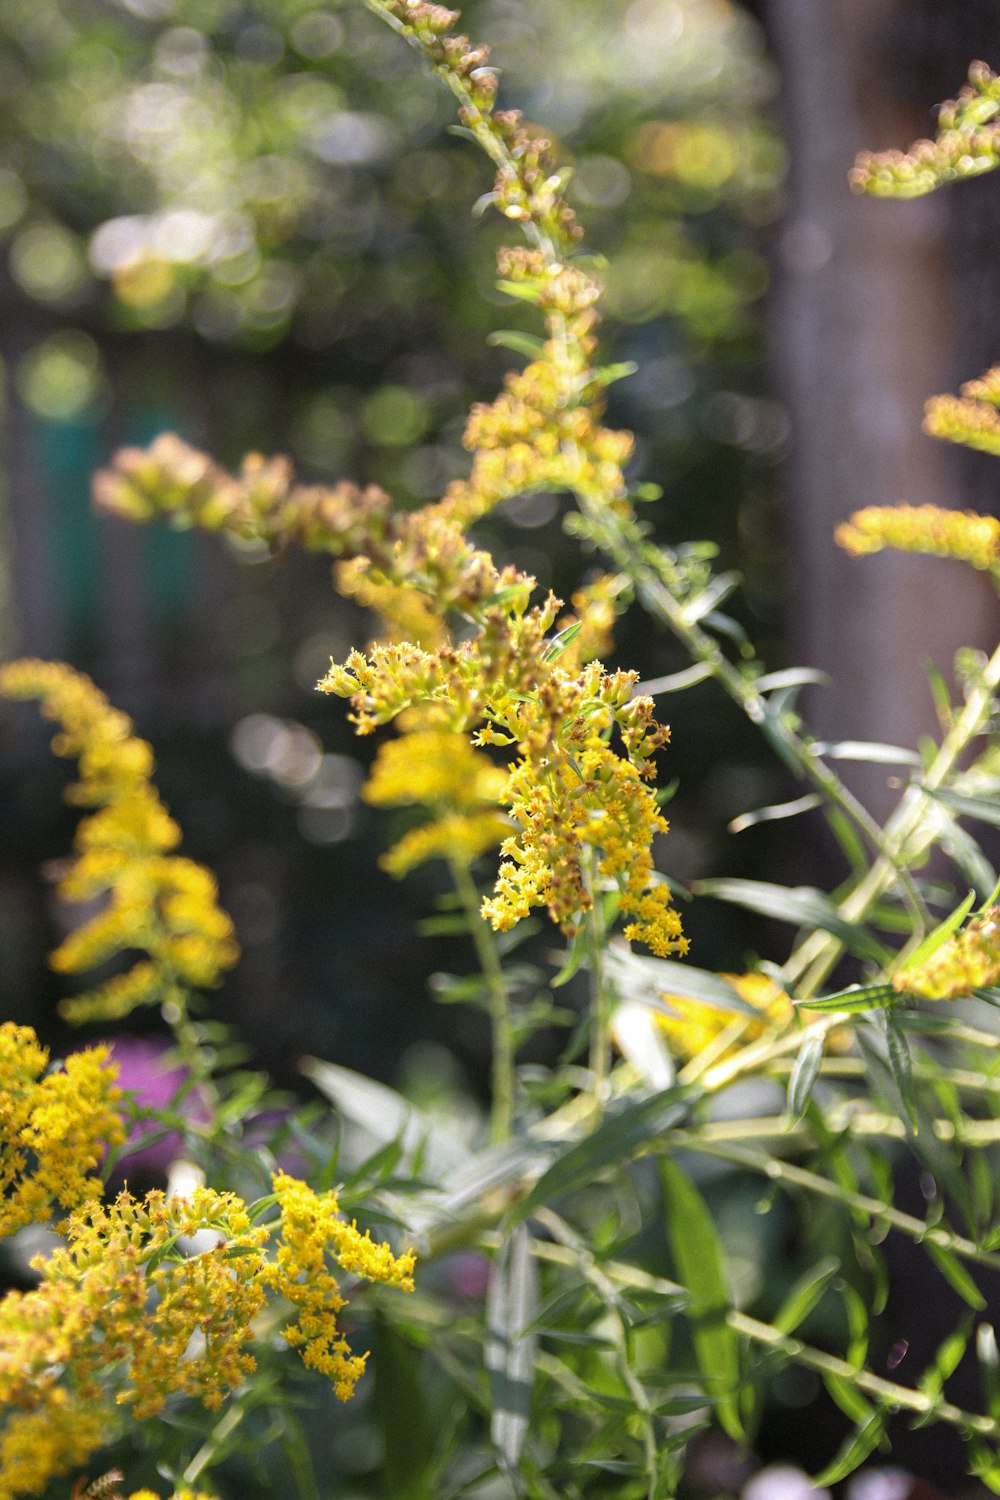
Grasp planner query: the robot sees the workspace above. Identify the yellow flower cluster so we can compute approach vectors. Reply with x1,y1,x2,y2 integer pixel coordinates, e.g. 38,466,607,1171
894,904,1000,1000
850,61,1000,198
835,504,1000,575
266,1172,415,1401
0,1022,124,1237
656,972,792,1062
363,728,510,877
923,366,1000,459
322,597,684,953
0,660,239,1022
0,1174,414,1496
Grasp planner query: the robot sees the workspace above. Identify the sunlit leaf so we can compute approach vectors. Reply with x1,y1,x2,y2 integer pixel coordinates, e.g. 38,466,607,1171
513,1084,695,1222
785,1034,825,1122
486,1224,540,1476
813,1411,886,1486
772,1256,840,1336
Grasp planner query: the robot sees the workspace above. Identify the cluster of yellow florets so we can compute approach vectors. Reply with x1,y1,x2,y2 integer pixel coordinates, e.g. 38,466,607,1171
265,1172,415,1401
894,905,1000,1000
322,593,683,952
656,973,793,1063
924,371,1000,460
0,660,239,1022
835,504,1000,575
0,1173,415,1496
849,61,1000,198
362,728,510,877
0,1021,124,1237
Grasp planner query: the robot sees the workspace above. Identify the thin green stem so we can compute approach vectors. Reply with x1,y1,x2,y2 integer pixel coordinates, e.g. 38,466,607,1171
534,1208,662,1500
584,857,612,1107
528,1239,998,1437
669,1129,1000,1275
786,638,1000,995
450,857,515,1145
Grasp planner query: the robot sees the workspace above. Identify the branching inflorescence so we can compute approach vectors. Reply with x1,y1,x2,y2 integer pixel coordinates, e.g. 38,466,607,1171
89,0,687,960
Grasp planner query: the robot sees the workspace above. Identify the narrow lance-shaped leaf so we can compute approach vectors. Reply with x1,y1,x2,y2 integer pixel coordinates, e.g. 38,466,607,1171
514,1084,695,1222
773,1256,840,1336
693,878,887,961
373,1318,435,1500
813,1411,887,1487
660,1158,745,1443
486,1224,540,1477
785,1034,825,1123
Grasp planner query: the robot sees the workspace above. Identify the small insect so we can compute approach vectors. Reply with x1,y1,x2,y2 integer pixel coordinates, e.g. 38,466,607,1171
70,1471,126,1500
887,1337,909,1370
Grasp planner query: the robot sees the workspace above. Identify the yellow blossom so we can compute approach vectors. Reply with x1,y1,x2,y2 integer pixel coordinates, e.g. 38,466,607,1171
894,904,1000,1000
266,1172,414,1401
0,1021,124,1238
835,504,1000,574
656,972,793,1062
0,660,239,1023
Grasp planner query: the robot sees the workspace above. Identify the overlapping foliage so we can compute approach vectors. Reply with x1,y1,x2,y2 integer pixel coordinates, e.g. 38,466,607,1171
4,13,1000,1500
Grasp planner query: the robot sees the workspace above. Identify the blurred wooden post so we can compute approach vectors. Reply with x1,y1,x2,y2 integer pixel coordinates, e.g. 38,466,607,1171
765,0,996,815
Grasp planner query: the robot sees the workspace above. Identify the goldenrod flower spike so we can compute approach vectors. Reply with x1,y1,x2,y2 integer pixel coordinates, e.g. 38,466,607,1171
0,1021,125,1237
835,504,1000,576
362,728,510,876
266,1172,415,1402
850,61,1000,198
924,367,1000,458
0,659,239,1022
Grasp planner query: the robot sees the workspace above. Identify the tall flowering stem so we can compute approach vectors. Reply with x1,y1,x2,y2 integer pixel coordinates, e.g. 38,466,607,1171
448,856,515,1145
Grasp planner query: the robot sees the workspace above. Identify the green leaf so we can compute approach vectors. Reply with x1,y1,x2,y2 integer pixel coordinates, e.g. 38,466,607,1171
920,1318,972,1400
578,1460,645,1475
773,1257,840,1335
541,621,583,663
785,1035,825,1122
811,739,922,766
660,1158,744,1443
693,879,886,961
756,667,831,693
373,1318,434,1500
551,926,589,988
823,1371,874,1425
978,1323,1000,1421
495,277,542,303
681,572,741,625
486,1224,540,1476
638,662,714,696
795,983,896,1014
486,329,546,359
300,1057,466,1183
813,1411,886,1486
513,1084,695,1222
729,794,821,834
587,360,638,389
925,1241,987,1310
882,1014,918,1132
926,786,1000,829
937,818,997,898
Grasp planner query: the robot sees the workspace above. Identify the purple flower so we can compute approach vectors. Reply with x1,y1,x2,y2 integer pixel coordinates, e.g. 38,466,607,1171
107,1036,191,1179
